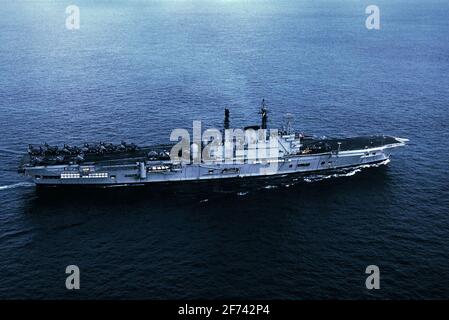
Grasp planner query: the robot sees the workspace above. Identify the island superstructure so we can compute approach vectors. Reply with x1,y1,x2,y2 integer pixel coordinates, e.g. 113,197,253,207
18,101,407,188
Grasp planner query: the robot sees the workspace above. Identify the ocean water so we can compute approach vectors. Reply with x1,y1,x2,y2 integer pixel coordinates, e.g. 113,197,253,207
0,0,449,299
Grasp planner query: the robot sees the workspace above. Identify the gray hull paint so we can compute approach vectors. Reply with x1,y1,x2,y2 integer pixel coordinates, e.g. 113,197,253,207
25,146,395,188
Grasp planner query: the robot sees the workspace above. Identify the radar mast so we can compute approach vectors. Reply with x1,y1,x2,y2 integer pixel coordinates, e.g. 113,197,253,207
260,99,268,129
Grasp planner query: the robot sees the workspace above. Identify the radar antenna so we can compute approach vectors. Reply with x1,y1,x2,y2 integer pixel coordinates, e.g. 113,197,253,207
283,113,294,135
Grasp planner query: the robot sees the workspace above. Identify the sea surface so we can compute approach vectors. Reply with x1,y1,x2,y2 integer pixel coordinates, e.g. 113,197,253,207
0,0,448,299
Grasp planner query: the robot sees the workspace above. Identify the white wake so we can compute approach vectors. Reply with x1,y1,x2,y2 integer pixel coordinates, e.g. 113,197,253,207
304,159,390,183
0,182,35,191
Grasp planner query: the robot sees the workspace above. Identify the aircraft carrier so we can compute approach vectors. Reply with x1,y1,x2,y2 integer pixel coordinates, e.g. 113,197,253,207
18,101,407,188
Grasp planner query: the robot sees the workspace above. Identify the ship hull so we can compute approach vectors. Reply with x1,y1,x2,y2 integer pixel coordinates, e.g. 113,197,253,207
26,146,393,188
34,159,390,192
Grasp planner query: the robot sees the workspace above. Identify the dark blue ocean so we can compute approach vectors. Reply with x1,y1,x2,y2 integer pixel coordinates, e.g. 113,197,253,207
1,0,448,299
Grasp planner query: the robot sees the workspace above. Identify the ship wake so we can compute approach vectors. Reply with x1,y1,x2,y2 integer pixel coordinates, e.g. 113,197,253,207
0,182,35,191
303,159,391,183
235,159,391,196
